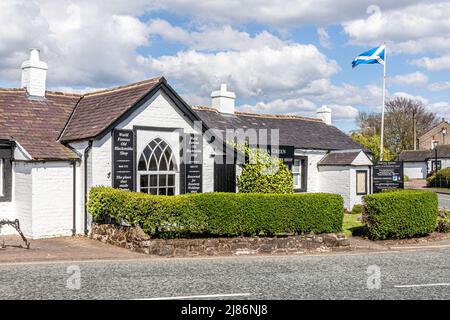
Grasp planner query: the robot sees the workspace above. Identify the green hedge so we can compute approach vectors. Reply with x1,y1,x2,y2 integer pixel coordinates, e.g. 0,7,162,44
363,190,438,240
427,167,450,188
87,187,344,238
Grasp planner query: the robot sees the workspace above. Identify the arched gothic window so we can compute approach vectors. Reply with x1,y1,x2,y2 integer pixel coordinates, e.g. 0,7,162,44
138,137,177,195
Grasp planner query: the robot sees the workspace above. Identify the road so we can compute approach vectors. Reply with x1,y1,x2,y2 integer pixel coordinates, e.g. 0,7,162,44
0,248,449,300
439,193,450,209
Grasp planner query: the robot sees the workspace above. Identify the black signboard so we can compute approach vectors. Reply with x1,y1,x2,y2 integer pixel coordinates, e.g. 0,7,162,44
112,129,135,190
268,145,295,169
373,161,404,193
185,133,203,193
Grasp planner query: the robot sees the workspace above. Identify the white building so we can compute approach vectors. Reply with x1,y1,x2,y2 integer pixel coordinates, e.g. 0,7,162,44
0,49,373,238
399,145,450,179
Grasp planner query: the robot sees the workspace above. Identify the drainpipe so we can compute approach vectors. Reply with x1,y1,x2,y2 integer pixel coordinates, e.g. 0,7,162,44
72,160,76,236
84,140,93,236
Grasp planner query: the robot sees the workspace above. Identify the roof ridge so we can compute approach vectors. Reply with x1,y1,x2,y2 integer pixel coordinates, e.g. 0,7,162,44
82,76,163,97
46,91,82,97
192,106,323,123
0,88,25,93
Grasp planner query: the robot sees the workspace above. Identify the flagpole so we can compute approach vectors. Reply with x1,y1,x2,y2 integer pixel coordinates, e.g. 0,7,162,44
380,42,387,161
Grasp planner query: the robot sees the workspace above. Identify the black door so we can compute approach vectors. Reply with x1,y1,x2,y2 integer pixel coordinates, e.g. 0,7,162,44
214,161,236,192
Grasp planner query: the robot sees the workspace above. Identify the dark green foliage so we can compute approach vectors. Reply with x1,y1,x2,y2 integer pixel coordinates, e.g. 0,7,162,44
363,190,438,240
88,187,344,238
427,167,450,188
236,145,294,194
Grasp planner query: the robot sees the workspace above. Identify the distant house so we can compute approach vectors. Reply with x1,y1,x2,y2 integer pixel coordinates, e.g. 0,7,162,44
399,145,450,179
418,118,449,150
0,49,372,238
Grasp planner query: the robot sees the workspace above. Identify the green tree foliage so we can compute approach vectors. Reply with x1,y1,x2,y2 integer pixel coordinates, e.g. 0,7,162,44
236,145,294,194
351,132,396,161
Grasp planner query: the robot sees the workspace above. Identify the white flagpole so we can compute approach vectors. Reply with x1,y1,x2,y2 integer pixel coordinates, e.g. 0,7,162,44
380,43,387,161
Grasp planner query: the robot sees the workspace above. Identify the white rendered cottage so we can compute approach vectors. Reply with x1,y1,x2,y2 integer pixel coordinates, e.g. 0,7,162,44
0,49,373,238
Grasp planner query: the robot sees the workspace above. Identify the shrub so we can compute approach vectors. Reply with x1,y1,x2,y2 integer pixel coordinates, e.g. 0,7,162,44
437,210,450,233
363,190,438,240
350,204,364,215
236,145,293,194
427,167,450,188
87,187,207,237
88,187,344,238
190,193,344,236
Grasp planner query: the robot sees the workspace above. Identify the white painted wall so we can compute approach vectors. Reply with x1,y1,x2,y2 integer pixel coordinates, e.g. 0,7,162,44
318,166,351,209
427,158,450,174
30,162,75,238
404,162,428,179
294,149,327,192
87,90,215,195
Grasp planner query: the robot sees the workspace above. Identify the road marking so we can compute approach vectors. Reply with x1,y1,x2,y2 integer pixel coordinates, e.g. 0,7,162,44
136,293,252,300
390,244,450,250
395,283,450,288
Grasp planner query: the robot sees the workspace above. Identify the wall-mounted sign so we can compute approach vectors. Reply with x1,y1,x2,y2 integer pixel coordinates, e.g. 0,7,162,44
112,129,135,190
268,145,295,169
373,161,404,193
185,133,203,193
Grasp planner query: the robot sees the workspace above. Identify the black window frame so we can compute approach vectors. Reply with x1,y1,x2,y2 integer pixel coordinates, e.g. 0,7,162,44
293,156,308,193
356,170,368,196
0,140,13,202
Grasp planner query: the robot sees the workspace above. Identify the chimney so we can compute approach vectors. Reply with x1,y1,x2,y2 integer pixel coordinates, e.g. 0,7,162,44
211,83,236,114
21,48,48,97
316,105,332,125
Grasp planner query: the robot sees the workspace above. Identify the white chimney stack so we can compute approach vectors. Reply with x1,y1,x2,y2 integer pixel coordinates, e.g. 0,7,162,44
316,105,332,125
211,83,236,114
21,48,48,98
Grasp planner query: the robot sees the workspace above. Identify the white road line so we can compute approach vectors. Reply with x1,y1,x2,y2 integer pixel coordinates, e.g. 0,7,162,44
395,283,450,288
390,244,450,250
136,293,252,300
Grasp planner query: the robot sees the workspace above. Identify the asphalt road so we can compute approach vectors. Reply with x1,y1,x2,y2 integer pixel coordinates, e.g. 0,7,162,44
439,193,450,209
0,248,449,300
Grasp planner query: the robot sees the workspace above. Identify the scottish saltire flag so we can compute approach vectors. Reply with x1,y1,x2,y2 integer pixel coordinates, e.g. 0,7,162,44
352,45,385,68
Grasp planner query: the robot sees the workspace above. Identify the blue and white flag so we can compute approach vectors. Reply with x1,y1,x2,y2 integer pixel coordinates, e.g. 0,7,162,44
352,45,385,68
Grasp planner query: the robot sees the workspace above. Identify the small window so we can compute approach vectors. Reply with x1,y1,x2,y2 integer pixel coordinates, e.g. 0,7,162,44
431,160,442,172
356,170,368,195
292,156,307,192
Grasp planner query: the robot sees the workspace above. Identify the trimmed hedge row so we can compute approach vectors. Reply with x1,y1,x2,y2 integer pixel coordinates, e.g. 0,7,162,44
363,190,438,240
87,187,344,238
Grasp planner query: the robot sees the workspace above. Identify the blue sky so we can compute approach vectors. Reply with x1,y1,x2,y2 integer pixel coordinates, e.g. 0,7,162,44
0,0,449,132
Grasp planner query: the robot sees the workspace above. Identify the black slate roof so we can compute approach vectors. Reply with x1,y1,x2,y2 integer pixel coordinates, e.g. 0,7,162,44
399,145,450,162
318,151,361,166
193,107,365,151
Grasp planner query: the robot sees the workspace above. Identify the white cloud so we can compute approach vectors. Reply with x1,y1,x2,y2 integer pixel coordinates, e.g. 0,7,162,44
146,0,422,26
411,55,450,72
147,19,286,51
343,1,450,58
388,72,429,87
429,81,450,91
317,28,331,49
142,44,339,99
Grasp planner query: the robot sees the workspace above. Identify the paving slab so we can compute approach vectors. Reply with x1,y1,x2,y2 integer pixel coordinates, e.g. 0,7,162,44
0,236,147,264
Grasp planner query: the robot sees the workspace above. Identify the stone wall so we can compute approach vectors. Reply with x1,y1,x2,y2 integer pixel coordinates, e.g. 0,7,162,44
90,224,350,257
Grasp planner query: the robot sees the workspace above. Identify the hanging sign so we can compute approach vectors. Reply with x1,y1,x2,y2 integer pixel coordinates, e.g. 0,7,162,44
112,129,135,190
185,133,203,193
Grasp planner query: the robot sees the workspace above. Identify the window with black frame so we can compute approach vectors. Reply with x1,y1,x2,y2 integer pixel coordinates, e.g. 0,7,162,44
0,140,13,202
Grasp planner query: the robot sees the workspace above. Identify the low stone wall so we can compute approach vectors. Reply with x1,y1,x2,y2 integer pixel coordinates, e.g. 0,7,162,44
90,224,350,257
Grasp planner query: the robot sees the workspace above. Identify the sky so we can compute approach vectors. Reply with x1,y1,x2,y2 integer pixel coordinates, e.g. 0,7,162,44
0,0,449,132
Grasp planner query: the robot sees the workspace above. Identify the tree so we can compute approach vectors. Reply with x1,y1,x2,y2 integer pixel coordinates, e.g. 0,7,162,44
236,145,293,194
351,132,396,161
356,97,439,153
